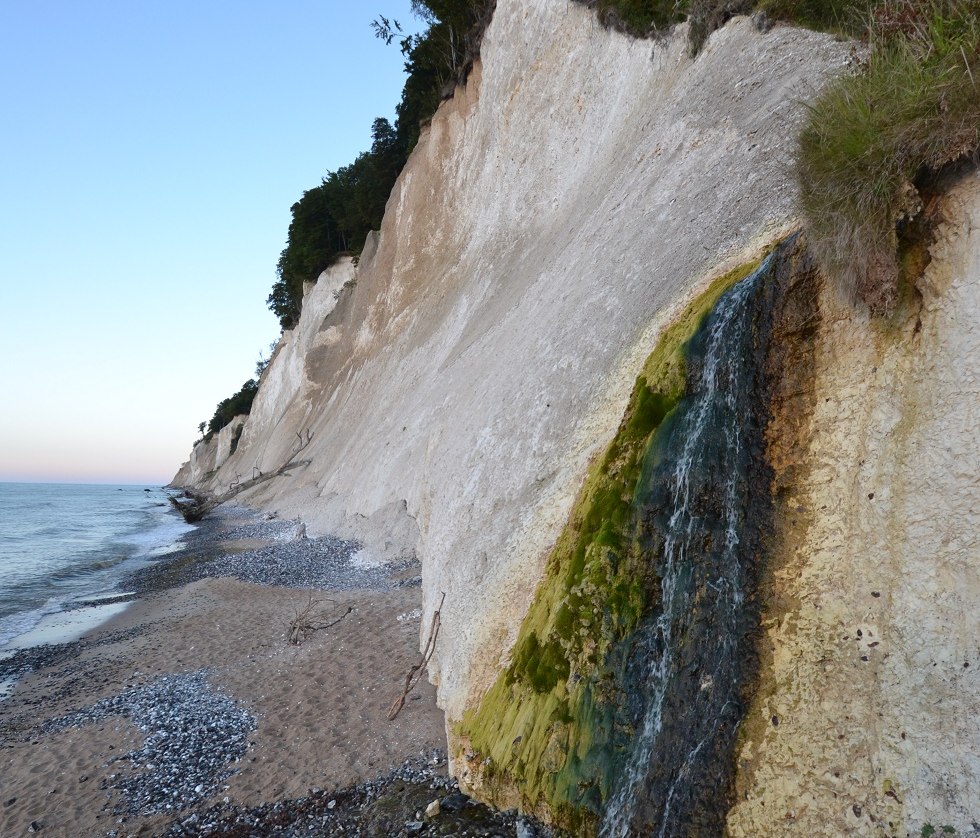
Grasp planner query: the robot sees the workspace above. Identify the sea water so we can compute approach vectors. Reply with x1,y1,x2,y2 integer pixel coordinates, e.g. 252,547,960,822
0,482,194,648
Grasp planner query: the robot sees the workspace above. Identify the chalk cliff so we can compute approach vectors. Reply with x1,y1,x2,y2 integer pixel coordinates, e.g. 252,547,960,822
727,172,980,837
173,1,978,833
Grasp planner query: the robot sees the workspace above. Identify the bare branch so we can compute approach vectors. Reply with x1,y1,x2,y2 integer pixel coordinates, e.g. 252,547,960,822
287,592,353,645
388,592,445,720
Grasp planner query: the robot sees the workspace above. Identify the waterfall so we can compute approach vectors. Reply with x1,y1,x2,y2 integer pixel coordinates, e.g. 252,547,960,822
601,259,772,837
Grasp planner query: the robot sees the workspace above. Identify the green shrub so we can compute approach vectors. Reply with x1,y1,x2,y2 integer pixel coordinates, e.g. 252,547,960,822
585,0,689,34
577,0,866,53
206,379,259,437
755,0,866,35
268,118,403,328
797,0,980,312
229,424,245,455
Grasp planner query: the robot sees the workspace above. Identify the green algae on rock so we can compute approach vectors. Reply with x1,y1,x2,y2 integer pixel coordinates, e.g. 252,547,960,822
455,256,765,831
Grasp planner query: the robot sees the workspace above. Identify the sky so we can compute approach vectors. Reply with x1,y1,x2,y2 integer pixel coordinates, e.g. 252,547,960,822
0,0,422,485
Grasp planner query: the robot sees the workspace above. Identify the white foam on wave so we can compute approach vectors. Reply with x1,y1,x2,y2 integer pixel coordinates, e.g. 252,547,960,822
0,488,192,673
121,503,196,558
0,596,65,647
2,600,130,651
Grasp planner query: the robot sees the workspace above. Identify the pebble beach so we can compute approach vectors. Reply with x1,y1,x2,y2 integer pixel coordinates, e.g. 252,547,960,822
0,504,556,837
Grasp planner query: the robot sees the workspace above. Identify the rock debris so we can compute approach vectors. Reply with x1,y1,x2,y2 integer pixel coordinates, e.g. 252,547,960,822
159,750,562,837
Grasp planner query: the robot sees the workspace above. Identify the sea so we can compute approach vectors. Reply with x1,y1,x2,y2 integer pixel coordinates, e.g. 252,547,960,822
0,482,194,651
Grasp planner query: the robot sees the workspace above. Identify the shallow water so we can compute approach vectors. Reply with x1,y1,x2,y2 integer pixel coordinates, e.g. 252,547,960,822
0,482,194,647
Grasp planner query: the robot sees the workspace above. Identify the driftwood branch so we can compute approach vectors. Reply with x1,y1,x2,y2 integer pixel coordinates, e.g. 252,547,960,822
287,593,352,646
388,592,445,720
169,429,314,523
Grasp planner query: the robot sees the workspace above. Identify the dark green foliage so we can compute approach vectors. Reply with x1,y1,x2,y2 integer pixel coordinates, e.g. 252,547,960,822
268,118,405,328
756,0,867,34
229,424,245,455
577,0,870,51
586,0,688,35
207,379,259,437
267,1,494,329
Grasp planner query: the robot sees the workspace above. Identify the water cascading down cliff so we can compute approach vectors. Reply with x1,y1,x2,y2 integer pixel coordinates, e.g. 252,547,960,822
457,240,816,835
601,264,772,837
173,1,980,834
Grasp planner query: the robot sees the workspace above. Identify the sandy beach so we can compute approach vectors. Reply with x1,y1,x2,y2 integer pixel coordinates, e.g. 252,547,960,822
0,507,551,837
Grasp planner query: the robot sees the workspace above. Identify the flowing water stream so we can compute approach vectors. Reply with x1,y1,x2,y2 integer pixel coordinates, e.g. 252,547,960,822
601,260,772,837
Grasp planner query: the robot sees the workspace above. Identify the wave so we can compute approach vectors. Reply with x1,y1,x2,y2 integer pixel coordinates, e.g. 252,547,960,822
0,486,195,649
0,596,64,647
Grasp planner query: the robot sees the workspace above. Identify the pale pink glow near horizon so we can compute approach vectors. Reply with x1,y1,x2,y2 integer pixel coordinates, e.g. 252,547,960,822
1,425,182,485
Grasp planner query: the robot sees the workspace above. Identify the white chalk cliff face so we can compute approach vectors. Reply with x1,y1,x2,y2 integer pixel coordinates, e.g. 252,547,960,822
173,415,246,488
179,0,850,713
171,1,979,832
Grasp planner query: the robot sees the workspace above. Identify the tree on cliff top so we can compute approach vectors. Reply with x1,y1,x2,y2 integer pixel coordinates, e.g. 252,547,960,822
206,378,259,438
267,1,495,330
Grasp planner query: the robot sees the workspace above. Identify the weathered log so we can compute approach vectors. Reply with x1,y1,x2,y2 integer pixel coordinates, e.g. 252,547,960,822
169,431,314,523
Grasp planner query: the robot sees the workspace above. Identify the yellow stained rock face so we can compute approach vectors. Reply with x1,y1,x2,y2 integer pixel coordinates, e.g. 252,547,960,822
729,172,980,837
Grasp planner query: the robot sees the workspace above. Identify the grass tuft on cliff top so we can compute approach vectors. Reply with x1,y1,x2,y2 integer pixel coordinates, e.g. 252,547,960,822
797,0,980,313
580,0,980,315
577,0,869,53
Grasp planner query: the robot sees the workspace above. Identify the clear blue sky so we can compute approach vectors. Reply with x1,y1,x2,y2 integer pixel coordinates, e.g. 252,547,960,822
0,0,421,485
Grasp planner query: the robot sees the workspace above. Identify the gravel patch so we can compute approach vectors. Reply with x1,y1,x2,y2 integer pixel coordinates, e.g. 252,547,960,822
198,538,419,591
125,503,419,595
207,508,302,544
159,750,565,838
43,671,255,817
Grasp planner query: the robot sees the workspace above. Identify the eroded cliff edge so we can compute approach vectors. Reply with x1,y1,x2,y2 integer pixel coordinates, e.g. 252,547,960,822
172,1,978,834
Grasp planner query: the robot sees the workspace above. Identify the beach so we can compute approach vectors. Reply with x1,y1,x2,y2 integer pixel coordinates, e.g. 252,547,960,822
0,506,550,837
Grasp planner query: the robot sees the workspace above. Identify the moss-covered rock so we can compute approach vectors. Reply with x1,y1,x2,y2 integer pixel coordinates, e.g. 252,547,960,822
456,257,763,832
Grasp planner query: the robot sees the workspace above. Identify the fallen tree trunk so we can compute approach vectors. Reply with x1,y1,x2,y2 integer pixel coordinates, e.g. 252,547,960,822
168,430,313,523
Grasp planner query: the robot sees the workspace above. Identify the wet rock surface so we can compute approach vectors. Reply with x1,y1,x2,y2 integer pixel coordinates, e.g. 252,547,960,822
603,251,784,836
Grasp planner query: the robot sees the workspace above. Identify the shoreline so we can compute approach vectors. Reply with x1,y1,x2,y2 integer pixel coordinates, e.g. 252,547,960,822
0,503,256,690
0,485,195,656
0,503,555,836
